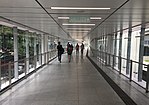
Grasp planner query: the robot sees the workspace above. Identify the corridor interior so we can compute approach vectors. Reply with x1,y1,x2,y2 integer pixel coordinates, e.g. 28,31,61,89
0,53,126,105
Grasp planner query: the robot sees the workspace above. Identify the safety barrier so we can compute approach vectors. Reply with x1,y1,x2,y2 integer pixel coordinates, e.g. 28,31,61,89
0,49,57,93
89,48,149,93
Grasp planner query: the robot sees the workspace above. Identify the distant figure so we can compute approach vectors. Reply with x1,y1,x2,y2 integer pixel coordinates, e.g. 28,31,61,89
57,42,64,63
76,43,79,54
81,43,84,55
67,43,73,62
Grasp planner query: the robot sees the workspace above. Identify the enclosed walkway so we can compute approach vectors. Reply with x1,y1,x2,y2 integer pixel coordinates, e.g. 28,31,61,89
0,52,147,105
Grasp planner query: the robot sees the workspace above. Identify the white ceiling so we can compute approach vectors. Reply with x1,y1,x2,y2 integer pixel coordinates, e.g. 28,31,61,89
0,0,149,41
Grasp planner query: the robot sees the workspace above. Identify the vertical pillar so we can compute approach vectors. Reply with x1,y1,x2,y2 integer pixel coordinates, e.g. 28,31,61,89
44,35,48,63
138,27,145,81
95,38,98,50
114,33,117,67
25,30,29,73
104,36,107,65
119,32,123,57
34,33,37,68
95,38,98,57
107,35,113,54
126,29,132,74
13,27,18,79
0,60,1,90
118,32,123,70
38,34,42,65
41,34,45,64
114,33,117,56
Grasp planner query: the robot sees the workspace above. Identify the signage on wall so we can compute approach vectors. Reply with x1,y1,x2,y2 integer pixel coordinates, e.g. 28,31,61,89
69,16,90,23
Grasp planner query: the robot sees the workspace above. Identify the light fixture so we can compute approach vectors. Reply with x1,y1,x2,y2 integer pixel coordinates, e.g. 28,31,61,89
62,23,95,26
58,17,70,19
58,16,101,20
66,28,91,30
68,31,89,33
51,7,111,10
90,17,102,20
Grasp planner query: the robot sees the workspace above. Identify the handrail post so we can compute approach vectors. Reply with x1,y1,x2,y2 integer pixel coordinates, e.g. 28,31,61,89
24,58,27,76
108,54,110,66
105,52,106,64
0,60,1,90
129,60,133,82
50,51,51,59
41,53,42,65
44,52,46,64
119,56,122,74
47,51,50,62
34,55,37,70
146,65,149,93
112,55,115,69
8,61,11,85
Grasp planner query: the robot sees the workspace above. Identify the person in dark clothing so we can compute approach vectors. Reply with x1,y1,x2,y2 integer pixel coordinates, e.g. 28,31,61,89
67,43,73,62
76,43,79,54
57,42,63,63
81,43,84,55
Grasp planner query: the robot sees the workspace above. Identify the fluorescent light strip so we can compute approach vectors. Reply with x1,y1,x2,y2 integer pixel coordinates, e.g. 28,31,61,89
68,31,88,33
90,17,101,20
51,7,110,10
58,17,69,19
66,28,91,30
58,16,101,20
63,23,95,26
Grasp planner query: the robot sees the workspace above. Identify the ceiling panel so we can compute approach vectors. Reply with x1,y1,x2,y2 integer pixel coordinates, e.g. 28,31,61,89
0,0,149,41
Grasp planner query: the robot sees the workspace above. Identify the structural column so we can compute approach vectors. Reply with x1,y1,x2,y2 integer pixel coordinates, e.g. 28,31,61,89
104,35,107,64
38,34,42,65
118,32,123,70
114,33,117,66
107,35,113,54
41,34,45,64
34,33,37,68
114,33,117,56
44,35,48,63
126,29,132,75
95,38,98,57
25,30,29,73
138,27,145,81
13,27,18,79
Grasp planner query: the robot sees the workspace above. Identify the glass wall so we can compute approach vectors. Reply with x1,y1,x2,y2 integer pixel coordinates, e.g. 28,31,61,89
0,25,13,89
89,25,149,91
0,23,61,91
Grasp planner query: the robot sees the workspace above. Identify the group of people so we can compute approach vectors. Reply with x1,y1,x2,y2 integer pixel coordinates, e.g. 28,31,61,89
57,42,84,63
76,43,84,54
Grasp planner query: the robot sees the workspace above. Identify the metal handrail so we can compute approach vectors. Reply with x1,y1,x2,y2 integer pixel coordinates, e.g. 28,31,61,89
89,47,149,93
0,50,57,91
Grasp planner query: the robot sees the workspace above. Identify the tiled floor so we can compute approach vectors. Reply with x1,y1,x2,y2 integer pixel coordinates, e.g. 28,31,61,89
89,55,149,105
0,53,126,105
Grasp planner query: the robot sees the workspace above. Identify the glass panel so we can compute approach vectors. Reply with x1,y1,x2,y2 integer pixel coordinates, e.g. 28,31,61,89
29,33,35,72
18,29,26,78
0,25,13,89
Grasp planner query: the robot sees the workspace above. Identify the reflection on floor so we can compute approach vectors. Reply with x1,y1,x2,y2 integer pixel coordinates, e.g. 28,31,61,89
0,53,146,105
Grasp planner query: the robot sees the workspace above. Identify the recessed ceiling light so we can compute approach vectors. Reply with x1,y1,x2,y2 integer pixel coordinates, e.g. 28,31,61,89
51,7,111,10
66,28,91,30
90,17,102,20
62,23,95,26
58,16,101,20
68,31,88,33
58,17,70,19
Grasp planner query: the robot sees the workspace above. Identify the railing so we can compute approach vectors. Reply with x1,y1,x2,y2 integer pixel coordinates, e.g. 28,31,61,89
0,49,57,92
89,48,149,93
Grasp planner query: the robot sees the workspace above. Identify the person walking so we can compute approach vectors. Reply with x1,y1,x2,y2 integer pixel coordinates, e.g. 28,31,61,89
76,43,79,54
81,43,84,55
57,41,64,63
67,43,73,62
